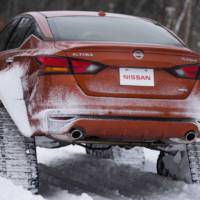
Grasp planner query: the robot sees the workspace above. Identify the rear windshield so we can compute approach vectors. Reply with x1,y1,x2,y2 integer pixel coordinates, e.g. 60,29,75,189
48,16,183,47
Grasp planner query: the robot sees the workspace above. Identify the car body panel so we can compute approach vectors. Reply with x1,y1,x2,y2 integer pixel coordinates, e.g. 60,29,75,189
29,71,200,137
55,118,199,141
40,11,146,19
0,11,200,142
60,43,198,99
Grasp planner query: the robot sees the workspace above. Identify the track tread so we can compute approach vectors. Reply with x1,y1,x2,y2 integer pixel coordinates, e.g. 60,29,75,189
0,104,39,193
186,142,200,183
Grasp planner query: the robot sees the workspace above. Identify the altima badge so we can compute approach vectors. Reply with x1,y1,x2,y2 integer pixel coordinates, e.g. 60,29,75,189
133,50,144,60
72,52,94,57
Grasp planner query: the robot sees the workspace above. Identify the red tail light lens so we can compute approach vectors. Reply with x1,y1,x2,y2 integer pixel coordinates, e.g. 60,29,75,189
170,65,200,79
36,56,104,74
37,56,69,73
37,56,68,67
71,60,103,74
71,60,91,73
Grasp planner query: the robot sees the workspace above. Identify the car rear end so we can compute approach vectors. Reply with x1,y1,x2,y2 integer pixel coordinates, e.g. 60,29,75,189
30,12,200,143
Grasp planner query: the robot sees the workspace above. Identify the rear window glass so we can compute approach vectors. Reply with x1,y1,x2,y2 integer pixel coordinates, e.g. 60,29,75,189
48,16,183,47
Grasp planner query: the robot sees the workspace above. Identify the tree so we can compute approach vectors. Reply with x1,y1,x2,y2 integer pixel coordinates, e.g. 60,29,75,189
0,0,199,51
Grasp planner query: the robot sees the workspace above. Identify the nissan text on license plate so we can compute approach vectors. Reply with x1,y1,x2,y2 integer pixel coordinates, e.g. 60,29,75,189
119,68,154,87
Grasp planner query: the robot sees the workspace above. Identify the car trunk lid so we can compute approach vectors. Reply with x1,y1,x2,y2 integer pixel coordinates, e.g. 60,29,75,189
56,42,199,99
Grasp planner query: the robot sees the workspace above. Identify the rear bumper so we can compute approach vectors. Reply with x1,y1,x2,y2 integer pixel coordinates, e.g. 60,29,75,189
29,75,200,140
38,113,200,141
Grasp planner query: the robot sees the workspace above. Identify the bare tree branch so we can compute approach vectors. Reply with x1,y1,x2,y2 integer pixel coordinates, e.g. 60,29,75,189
174,0,191,34
134,0,147,15
184,0,192,43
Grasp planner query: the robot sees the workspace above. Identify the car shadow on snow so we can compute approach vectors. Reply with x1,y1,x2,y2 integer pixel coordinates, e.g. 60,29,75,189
38,152,186,199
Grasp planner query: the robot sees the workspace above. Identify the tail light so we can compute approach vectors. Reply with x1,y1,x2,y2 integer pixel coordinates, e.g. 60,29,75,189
36,56,104,74
37,56,69,73
169,65,200,79
71,60,103,74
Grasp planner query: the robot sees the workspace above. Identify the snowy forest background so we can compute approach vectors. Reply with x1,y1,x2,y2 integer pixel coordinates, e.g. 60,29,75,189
0,0,199,51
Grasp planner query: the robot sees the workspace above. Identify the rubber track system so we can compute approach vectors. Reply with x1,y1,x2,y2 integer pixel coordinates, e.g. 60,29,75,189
86,144,115,159
0,105,39,193
86,144,145,169
186,142,200,183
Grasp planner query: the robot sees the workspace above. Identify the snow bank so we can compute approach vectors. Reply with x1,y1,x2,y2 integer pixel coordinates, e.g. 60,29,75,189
0,66,33,137
0,176,92,200
1,145,200,200
0,177,44,200
37,146,200,200
45,188,93,200
144,148,160,173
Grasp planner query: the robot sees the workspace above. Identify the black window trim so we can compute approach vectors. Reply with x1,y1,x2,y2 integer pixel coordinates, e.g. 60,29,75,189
21,14,45,40
0,14,45,52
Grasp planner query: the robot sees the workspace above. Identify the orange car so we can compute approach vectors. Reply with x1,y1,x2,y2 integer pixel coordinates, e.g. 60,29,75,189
0,11,200,192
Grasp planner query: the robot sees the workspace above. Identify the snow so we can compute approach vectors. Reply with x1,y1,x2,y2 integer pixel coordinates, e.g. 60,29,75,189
1,145,200,200
0,177,44,200
0,176,92,200
143,148,160,173
185,96,200,120
0,65,33,137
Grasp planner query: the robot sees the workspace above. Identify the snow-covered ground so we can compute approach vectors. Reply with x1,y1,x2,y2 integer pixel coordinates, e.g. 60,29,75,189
0,145,200,200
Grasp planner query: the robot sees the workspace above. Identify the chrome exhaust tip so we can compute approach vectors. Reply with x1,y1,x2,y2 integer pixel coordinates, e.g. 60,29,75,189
70,128,84,140
169,131,198,144
185,131,197,142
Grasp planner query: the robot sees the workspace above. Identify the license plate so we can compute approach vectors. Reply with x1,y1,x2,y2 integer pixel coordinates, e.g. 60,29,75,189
119,68,154,86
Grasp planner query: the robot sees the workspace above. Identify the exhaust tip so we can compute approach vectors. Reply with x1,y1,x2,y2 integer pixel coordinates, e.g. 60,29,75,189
70,128,84,140
185,131,197,142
